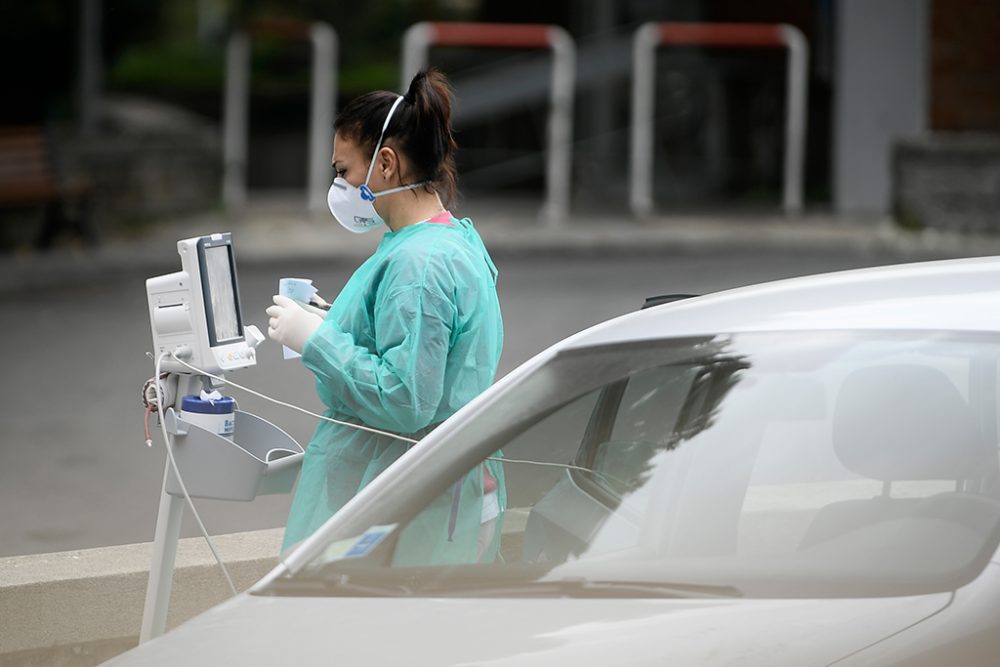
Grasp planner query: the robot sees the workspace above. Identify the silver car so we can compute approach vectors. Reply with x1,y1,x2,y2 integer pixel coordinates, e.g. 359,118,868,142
108,256,1000,666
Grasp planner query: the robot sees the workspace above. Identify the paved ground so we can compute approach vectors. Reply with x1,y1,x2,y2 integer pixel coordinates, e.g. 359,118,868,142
1,199,995,557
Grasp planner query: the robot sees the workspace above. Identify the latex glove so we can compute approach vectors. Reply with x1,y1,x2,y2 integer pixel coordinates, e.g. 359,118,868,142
266,295,323,354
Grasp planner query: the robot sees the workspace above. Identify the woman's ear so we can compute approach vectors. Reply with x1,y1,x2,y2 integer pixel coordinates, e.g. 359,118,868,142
378,147,398,182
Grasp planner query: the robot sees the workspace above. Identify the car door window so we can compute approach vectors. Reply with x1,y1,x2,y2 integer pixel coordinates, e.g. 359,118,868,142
295,332,1000,600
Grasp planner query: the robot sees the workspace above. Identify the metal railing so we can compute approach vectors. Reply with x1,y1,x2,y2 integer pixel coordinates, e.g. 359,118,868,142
402,22,575,225
222,21,338,213
629,22,809,217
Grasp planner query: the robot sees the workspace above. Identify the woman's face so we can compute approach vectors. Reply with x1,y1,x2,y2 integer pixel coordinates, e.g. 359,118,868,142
331,132,370,188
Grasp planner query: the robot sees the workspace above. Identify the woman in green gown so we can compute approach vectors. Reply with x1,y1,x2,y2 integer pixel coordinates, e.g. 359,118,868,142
266,69,505,562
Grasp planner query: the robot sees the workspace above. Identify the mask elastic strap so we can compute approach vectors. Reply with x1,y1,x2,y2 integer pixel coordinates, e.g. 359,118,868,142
369,180,430,199
359,95,429,201
364,95,406,186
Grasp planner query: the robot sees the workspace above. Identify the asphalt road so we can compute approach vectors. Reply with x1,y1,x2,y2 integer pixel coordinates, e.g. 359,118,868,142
0,249,908,557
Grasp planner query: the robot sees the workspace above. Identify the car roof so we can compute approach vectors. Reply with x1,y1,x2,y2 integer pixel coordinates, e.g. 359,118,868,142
564,256,1000,350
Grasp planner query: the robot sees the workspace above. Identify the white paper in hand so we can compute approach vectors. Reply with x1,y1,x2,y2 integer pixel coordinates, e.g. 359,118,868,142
278,278,317,359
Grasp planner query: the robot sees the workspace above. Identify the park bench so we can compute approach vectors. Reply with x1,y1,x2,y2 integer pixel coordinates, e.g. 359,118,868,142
0,125,96,248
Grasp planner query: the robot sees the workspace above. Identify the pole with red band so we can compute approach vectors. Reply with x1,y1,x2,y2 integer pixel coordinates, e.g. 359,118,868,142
402,22,575,225
629,22,808,217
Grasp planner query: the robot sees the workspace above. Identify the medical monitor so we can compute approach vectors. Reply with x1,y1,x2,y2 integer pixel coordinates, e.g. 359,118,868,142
147,232,256,375
198,237,243,346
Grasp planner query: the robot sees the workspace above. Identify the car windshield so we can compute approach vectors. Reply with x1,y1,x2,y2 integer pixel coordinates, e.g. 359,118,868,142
278,331,1000,599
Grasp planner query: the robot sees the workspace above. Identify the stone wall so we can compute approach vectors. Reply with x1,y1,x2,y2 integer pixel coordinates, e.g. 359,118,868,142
57,96,221,234
893,133,1000,233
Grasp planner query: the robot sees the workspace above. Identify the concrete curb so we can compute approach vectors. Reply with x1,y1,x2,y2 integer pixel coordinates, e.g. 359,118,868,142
0,512,532,667
0,529,283,666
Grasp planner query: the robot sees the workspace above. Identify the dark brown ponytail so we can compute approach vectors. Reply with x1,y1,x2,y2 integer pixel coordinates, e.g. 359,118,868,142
334,68,459,207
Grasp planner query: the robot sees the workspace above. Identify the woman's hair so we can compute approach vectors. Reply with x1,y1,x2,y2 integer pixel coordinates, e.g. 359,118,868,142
334,68,459,207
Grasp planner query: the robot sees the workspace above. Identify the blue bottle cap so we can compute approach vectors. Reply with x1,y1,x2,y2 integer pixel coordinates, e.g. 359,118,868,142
180,395,235,414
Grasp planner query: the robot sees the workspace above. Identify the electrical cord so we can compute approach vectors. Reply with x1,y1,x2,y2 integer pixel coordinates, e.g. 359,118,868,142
154,351,238,596
487,456,596,475
166,352,420,445
150,350,626,585
143,404,155,447
163,353,622,479
143,347,419,594
489,456,632,492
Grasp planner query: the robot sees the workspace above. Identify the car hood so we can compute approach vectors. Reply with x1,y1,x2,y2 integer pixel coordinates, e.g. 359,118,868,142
106,590,951,666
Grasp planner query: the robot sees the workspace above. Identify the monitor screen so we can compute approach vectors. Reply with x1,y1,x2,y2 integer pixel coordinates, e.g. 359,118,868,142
203,244,241,344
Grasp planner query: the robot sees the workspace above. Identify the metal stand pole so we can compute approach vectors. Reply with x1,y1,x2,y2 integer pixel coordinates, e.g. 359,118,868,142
139,374,199,643
139,462,185,643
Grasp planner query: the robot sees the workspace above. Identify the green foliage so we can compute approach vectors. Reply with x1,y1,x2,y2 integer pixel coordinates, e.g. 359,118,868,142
110,41,224,94
339,61,400,98
5,0,480,124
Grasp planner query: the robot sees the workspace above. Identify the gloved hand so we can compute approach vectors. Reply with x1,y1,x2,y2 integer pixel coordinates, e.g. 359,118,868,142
266,295,323,354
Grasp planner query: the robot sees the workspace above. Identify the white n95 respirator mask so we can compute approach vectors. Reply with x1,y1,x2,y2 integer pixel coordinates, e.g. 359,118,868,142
327,96,428,234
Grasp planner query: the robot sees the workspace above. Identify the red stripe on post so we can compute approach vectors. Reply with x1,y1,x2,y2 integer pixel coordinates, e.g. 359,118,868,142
243,18,312,40
658,23,784,48
429,22,554,49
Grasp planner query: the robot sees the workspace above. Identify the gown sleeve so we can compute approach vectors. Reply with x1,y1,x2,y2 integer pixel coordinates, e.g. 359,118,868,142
300,275,456,434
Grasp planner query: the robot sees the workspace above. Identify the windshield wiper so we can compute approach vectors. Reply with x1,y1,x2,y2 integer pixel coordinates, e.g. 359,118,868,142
265,568,741,600
420,578,742,599
261,573,415,598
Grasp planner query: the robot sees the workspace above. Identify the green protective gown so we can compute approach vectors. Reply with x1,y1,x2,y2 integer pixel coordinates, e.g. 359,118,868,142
282,214,505,564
